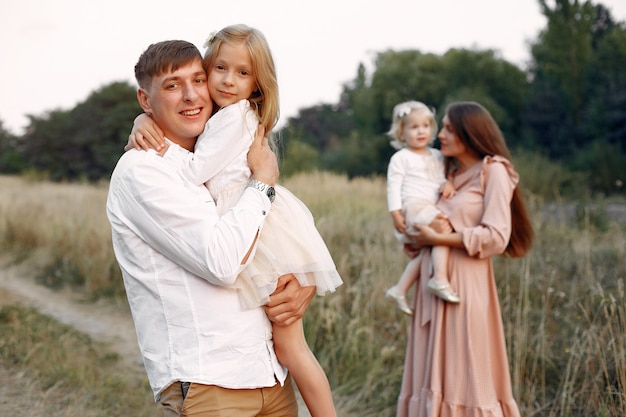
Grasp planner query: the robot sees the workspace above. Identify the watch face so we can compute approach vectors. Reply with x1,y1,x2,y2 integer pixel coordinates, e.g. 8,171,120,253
267,187,276,203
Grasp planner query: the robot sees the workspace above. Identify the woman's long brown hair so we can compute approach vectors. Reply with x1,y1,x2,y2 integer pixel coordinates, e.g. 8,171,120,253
445,101,534,258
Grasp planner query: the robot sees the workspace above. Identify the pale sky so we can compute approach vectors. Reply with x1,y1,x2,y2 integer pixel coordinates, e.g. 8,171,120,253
2,0,625,135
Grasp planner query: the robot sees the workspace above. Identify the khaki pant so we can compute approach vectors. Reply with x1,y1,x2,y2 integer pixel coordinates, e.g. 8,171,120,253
159,375,298,417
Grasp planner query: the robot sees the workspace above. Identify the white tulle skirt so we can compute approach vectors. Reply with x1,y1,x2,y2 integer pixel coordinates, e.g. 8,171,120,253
215,182,343,309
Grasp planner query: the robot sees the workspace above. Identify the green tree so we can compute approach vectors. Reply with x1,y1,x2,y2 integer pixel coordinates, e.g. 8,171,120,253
439,49,529,140
0,120,27,173
18,82,141,181
526,0,624,157
358,50,447,135
585,10,626,150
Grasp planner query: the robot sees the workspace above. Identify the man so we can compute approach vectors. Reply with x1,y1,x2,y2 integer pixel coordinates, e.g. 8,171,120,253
106,40,315,416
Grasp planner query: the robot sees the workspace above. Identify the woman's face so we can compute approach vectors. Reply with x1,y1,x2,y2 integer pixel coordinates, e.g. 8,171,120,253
437,114,467,158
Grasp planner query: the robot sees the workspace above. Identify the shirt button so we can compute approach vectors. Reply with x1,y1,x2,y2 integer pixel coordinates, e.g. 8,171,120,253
262,210,267,216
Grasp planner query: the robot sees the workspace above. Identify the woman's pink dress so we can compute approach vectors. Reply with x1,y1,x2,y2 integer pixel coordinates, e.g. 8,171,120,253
397,156,521,417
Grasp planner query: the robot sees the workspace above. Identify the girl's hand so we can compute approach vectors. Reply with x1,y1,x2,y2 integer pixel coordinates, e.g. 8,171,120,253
391,210,406,234
125,114,166,152
440,180,456,199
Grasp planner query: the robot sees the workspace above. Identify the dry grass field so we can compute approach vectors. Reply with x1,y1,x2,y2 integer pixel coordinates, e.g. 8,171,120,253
0,172,625,416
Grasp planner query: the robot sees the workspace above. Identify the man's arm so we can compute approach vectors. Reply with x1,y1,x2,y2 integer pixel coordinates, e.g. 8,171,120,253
264,274,316,327
108,124,277,286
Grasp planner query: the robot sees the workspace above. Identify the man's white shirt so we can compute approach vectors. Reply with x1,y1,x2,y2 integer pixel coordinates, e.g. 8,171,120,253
106,141,286,400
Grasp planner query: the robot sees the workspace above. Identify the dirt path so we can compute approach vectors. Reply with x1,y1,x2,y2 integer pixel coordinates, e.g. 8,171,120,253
0,253,145,372
0,253,324,417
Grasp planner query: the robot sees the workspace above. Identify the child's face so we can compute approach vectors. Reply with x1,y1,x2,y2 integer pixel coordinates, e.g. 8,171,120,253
207,41,257,109
401,109,433,152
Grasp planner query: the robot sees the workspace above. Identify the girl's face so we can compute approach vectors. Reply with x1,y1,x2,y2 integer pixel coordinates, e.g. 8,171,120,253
400,109,433,152
438,114,467,158
207,41,257,109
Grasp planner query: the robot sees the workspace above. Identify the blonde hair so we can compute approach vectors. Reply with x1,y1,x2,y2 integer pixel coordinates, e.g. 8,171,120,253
386,101,437,150
203,24,279,140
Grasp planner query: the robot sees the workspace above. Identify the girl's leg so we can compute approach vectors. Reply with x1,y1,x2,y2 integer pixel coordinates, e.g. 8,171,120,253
394,256,420,294
427,245,460,303
385,255,420,315
430,245,450,284
272,319,336,417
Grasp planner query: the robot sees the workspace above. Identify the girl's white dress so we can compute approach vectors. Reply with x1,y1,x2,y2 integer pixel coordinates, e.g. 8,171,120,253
386,147,447,243
181,99,343,308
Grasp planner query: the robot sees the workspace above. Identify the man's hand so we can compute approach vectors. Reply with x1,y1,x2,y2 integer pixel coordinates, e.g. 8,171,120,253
247,125,279,186
264,274,315,327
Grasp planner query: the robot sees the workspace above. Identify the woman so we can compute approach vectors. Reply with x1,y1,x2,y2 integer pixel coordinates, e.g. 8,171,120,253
396,101,534,417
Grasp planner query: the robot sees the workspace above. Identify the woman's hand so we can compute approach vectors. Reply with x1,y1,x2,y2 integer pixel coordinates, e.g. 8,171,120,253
407,224,439,248
429,214,453,233
407,215,464,250
403,243,421,259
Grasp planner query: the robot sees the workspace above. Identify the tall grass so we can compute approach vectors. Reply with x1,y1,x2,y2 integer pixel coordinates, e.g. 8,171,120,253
0,172,625,416
0,303,159,416
0,175,120,297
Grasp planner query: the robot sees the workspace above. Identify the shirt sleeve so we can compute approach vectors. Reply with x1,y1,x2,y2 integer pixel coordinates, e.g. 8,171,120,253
107,150,270,285
386,152,405,212
462,158,518,259
181,100,256,185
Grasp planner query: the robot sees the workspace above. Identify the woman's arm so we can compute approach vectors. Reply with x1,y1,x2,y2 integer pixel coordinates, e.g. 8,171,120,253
412,224,464,249
461,160,516,258
403,214,458,257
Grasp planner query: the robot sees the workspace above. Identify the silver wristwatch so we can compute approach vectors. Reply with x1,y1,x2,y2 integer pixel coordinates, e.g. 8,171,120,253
248,179,276,203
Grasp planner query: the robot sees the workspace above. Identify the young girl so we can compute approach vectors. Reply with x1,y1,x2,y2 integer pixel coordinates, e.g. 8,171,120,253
384,101,459,315
131,25,341,417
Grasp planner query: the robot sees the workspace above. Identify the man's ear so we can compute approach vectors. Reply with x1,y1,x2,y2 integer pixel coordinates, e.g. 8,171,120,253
137,88,152,114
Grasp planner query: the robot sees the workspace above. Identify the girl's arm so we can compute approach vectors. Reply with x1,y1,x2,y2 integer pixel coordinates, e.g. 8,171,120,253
182,100,257,186
386,152,406,231
391,210,407,234
125,114,167,153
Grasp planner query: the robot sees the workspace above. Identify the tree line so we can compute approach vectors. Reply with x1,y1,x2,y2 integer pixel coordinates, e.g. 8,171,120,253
1,0,624,195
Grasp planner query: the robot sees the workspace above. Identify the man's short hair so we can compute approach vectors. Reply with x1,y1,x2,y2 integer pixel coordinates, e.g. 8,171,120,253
134,40,202,89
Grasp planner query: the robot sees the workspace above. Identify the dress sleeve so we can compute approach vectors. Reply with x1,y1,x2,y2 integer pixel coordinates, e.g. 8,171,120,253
462,156,519,258
387,152,405,212
181,100,256,185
